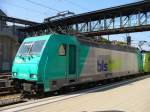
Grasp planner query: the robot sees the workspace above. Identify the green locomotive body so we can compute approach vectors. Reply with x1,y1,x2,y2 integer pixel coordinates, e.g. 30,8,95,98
12,34,149,93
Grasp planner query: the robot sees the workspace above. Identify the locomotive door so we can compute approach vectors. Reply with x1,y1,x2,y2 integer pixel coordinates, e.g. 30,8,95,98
67,44,77,81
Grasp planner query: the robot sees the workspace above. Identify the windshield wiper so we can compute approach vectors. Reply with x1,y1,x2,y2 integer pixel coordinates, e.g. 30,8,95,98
28,42,34,55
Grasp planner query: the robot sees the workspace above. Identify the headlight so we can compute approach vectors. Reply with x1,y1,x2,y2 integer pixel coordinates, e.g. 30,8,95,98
12,72,17,77
15,59,23,63
30,74,36,79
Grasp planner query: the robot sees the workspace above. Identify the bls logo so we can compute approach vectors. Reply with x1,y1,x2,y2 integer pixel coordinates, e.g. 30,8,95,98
97,60,108,72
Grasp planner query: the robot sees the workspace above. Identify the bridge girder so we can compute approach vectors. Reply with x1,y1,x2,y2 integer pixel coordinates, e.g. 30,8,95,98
20,1,150,37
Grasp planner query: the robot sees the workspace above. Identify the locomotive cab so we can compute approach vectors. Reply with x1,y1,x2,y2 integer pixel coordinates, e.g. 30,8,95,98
12,35,49,93
12,36,48,81
12,34,78,93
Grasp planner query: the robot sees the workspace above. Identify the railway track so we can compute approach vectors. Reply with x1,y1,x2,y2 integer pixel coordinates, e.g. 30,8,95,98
0,73,22,106
0,93,23,107
0,74,149,112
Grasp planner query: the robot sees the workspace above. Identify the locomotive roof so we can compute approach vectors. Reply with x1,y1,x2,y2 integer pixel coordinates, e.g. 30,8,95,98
77,37,138,53
141,50,150,53
24,33,138,53
24,34,51,42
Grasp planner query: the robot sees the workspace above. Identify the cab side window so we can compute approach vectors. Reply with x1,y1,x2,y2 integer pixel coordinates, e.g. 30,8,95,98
59,44,66,56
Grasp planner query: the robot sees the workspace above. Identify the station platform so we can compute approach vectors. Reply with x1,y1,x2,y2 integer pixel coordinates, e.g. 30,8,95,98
23,76,150,112
2,75,150,112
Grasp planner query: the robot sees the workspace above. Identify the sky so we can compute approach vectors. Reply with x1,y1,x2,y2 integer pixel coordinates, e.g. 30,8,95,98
0,0,150,50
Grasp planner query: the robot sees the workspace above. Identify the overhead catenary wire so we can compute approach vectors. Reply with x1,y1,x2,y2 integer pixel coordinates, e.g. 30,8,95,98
66,0,90,11
4,2,49,16
25,0,61,13
58,0,90,11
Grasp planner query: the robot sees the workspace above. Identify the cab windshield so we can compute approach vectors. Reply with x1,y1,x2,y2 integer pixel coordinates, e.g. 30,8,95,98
18,40,46,55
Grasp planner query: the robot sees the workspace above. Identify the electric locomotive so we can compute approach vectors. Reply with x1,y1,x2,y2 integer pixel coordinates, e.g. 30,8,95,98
12,34,150,94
